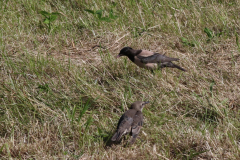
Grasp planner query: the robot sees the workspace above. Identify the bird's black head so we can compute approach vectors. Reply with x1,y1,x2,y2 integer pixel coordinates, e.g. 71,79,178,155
117,47,133,58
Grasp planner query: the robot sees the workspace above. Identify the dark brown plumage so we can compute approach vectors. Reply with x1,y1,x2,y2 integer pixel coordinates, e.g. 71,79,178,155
117,47,186,71
111,101,149,145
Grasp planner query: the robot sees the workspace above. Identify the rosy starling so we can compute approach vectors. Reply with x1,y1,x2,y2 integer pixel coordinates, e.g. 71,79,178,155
117,47,186,71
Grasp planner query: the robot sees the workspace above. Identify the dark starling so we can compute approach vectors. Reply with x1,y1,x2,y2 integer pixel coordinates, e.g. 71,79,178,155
111,101,149,145
117,47,186,71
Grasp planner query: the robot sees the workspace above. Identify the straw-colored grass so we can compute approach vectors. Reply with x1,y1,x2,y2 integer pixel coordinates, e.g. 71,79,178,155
1,0,240,159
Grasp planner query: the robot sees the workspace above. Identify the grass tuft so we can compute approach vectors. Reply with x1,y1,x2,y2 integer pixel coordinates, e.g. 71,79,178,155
0,0,240,159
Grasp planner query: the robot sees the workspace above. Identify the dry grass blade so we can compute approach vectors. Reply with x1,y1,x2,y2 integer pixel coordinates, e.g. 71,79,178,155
0,0,240,159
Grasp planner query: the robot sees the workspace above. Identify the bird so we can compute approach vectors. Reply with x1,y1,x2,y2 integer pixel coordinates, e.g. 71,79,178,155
111,101,149,145
117,47,186,71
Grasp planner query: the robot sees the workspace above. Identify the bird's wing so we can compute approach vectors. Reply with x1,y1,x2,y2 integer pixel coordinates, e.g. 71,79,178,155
137,53,179,64
159,62,186,71
129,111,143,144
111,111,134,141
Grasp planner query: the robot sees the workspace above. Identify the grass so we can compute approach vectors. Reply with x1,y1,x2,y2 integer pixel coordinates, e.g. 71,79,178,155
1,0,240,159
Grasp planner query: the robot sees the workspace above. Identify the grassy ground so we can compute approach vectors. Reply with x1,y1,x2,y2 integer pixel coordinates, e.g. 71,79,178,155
1,0,240,159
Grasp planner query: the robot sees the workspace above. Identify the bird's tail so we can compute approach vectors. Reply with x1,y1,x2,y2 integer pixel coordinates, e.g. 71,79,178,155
111,131,124,141
160,62,186,72
171,63,186,71
111,132,118,141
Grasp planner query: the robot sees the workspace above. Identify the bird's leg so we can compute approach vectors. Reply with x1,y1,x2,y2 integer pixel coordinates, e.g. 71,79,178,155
150,69,155,75
157,62,162,69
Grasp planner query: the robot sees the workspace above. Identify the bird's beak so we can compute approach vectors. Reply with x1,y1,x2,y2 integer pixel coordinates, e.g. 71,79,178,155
143,101,150,105
116,54,121,58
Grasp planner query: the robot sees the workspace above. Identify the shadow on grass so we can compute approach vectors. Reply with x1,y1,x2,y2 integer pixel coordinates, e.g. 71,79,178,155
180,100,222,125
185,106,222,125
99,130,132,148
